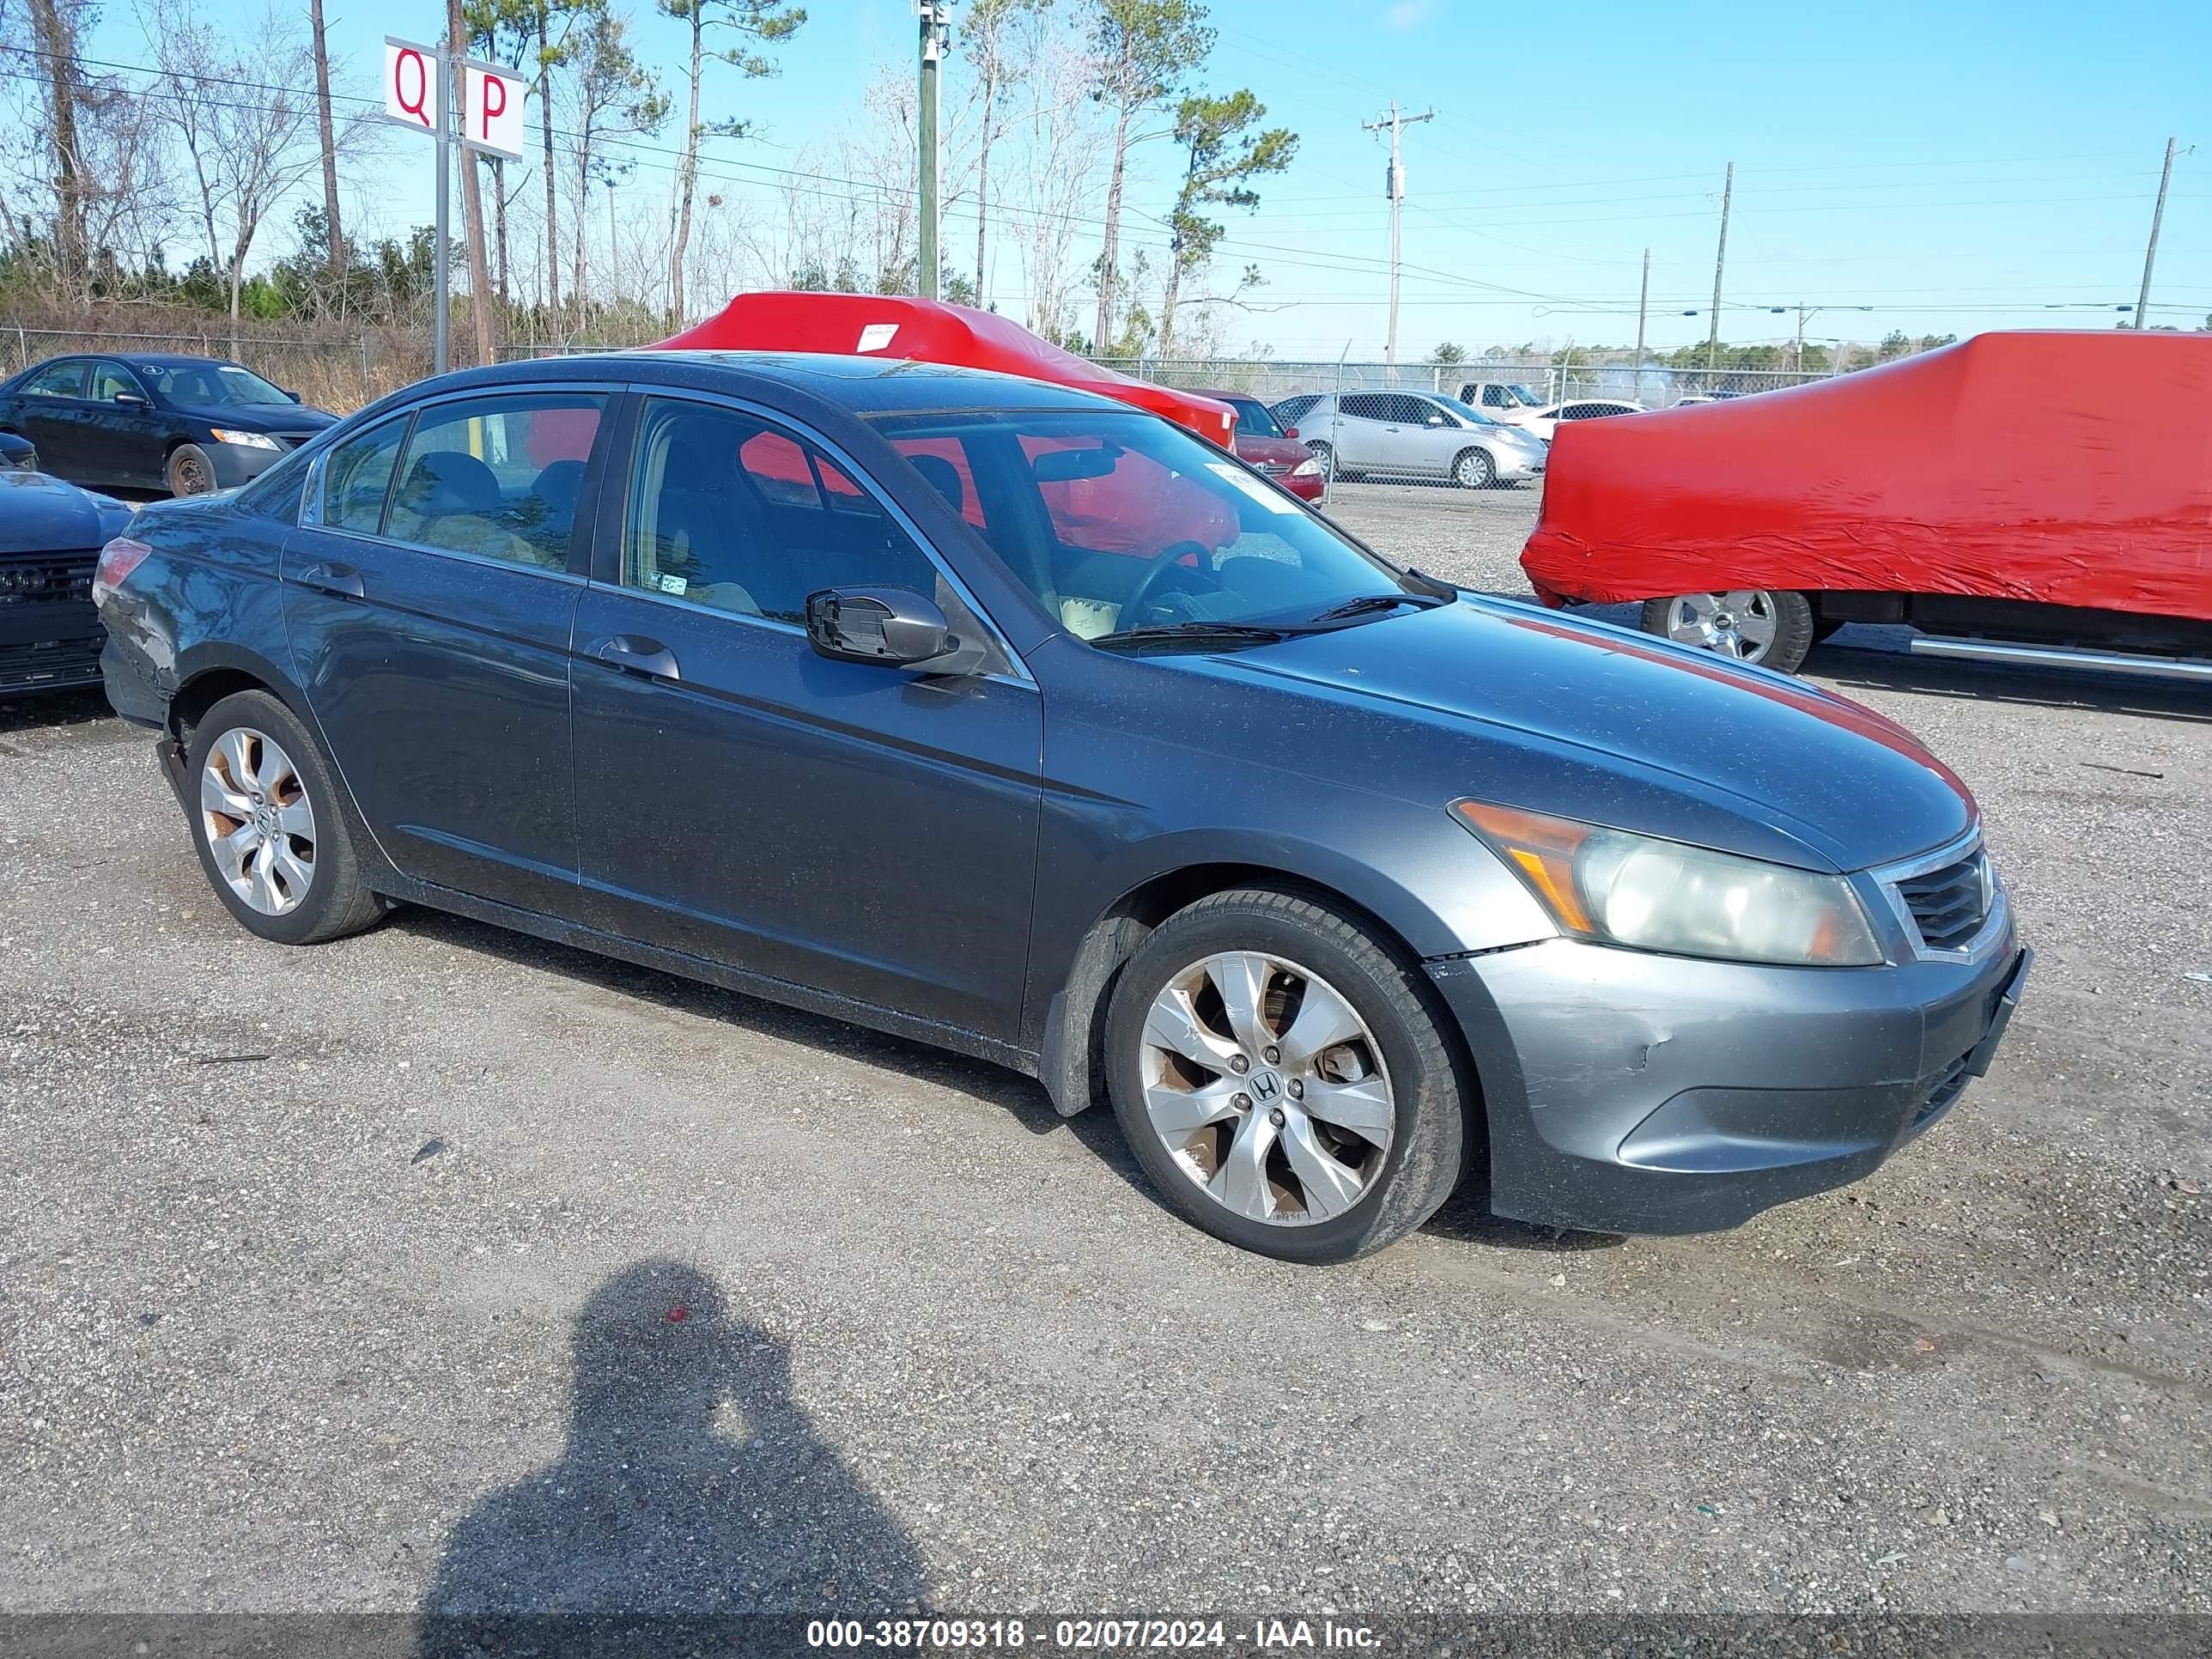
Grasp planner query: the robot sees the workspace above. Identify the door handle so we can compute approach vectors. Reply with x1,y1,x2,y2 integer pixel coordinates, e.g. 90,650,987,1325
297,561,366,599
588,635,681,681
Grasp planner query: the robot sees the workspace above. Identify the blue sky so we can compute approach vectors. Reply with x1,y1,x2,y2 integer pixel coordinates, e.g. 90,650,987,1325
92,0,2210,356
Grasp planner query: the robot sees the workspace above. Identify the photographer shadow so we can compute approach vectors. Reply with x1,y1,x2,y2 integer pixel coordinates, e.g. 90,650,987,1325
417,1259,927,1656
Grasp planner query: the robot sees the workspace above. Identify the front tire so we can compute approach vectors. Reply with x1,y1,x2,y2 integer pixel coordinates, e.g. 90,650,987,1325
185,690,386,945
1642,588,1815,672
1103,889,1471,1263
167,443,216,496
1306,441,1356,483
1452,447,1496,489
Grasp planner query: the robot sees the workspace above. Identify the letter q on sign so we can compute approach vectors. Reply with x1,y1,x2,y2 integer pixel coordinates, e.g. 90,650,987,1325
382,40,439,130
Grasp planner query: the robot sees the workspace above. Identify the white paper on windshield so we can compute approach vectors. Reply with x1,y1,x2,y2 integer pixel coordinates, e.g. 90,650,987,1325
855,322,899,352
1205,460,1301,514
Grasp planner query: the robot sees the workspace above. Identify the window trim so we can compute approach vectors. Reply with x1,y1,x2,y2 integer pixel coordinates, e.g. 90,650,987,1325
304,386,611,579
21,359,88,399
608,385,1034,687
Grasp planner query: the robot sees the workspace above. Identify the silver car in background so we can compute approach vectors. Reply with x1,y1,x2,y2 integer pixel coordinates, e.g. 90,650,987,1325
1298,390,1548,488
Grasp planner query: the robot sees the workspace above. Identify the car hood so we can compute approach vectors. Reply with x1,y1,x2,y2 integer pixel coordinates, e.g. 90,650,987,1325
0,469,135,554
169,403,338,435
1196,597,1974,873
1233,434,1312,467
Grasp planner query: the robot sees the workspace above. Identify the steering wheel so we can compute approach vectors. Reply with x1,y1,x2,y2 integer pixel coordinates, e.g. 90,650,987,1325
1118,540,1218,629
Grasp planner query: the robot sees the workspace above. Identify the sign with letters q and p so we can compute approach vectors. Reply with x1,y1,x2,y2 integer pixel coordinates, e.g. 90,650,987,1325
382,37,526,161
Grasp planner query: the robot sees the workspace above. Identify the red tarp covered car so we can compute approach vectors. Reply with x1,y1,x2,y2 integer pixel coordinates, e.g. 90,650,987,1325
1521,331,2212,678
658,291,1237,449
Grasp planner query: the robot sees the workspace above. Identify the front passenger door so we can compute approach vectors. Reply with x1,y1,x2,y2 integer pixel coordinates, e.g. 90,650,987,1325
86,361,161,489
568,393,1042,1040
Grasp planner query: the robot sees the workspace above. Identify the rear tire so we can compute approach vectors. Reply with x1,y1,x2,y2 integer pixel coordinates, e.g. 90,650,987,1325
1452,447,1496,489
185,690,386,946
167,443,216,497
1103,888,1471,1263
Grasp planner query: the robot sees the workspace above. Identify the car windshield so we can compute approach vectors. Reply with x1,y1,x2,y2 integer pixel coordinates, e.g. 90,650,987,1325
1225,398,1283,438
1428,394,1500,426
873,408,1423,646
140,362,292,407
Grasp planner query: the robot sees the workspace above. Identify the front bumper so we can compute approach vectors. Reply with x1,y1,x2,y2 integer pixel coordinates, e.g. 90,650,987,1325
1495,450,1547,482
205,440,289,488
1429,933,2030,1235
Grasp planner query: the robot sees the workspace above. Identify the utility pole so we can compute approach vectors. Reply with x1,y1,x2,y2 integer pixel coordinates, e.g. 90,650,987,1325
916,2,950,301
1363,100,1435,371
1795,302,1808,373
2135,136,2179,329
1706,161,1732,373
1633,247,1650,401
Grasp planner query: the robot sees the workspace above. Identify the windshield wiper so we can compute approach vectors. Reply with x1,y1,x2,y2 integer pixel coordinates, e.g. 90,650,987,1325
1092,620,1308,652
1303,592,1447,624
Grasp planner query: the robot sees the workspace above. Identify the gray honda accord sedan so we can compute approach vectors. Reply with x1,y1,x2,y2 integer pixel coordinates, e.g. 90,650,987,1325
93,353,2030,1262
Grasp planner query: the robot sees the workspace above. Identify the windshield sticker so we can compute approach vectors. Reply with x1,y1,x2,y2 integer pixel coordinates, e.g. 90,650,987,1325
657,574,688,596
855,323,899,352
1205,461,1301,514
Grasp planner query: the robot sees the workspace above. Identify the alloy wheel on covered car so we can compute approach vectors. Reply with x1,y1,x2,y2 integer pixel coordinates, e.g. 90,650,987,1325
1642,587,1817,672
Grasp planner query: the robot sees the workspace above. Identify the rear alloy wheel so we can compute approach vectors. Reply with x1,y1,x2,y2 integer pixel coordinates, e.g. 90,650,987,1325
1643,587,1815,672
186,690,386,945
167,443,216,496
1105,889,1469,1262
1452,447,1496,489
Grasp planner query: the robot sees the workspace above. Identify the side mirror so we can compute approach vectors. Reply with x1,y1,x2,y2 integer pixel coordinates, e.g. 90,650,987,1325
113,392,150,409
806,586,982,675
285,390,302,403
0,431,38,471
1283,426,1298,441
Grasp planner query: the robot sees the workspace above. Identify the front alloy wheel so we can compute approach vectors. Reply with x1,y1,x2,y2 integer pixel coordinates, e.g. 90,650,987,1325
201,726,317,915
1139,950,1395,1225
1644,587,1816,672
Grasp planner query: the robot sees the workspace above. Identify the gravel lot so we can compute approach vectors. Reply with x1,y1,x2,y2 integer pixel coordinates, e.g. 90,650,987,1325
3,481,2208,1628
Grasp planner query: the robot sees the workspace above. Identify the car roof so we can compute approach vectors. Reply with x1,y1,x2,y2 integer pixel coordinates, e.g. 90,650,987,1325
378,349,1138,420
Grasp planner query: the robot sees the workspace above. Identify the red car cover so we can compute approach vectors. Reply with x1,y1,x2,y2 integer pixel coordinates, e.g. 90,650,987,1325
1520,331,2212,624
656,291,1237,449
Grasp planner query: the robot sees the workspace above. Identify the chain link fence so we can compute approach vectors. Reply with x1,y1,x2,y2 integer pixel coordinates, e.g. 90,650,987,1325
1092,356,1839,411
7,319,1843,417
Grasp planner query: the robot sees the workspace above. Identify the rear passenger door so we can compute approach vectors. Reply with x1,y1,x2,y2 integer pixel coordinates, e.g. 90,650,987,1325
280,388,608,914
1334,393,1392,471
567,392,1042,1040
11,360,92,479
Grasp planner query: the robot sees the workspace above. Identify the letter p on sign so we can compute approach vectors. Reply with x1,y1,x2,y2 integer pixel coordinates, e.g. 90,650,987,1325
463,63,526,160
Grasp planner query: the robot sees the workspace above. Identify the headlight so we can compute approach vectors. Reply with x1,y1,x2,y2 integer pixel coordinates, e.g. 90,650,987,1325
209,428,280,450
1453,801,1883,967
1291,456,1321,477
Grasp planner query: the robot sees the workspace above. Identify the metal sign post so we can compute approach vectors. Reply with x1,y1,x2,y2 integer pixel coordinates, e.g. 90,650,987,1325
384,36,526,375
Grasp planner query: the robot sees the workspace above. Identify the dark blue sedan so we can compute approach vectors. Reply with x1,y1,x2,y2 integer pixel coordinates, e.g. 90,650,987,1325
92,352,2027,1261
0,353,337,497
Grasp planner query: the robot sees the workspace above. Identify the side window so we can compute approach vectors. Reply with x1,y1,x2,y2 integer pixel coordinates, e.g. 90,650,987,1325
623,398,939,624
887,434,988,530
319,415,410,532
1340,393,1385,422
88,362,143,402
387,392,604,569
1403,396,1446,425
21,361,86,398
1482,386,1507,408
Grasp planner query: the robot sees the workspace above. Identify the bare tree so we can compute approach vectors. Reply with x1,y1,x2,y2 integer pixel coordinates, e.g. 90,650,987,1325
148,0,340,326
18,0,92,296
656,0,802,327
956,0,1047,308
564,7,667,325
1084,0,1212,351
1006,17,1107,344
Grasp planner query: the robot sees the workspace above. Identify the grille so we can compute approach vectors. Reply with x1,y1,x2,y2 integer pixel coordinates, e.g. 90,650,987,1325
0,553,96,608
0,634,104,691
1896,850,1990,951
1254,461,1290,476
